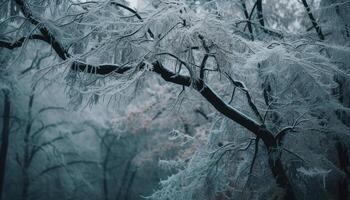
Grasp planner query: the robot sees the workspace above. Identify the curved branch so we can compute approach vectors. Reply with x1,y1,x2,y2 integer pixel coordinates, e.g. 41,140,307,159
35,160,99,179
14,0,70,59
10,0,276,149
110,2,154,38
152,61,275,147
111,2,143,20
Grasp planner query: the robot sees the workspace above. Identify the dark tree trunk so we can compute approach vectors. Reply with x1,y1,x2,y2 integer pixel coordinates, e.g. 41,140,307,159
103,162,108,200
335,139,349,200
268,149,296,200
115,158,133,200
0,91,11,200
124,169,137,200
261,131,296,200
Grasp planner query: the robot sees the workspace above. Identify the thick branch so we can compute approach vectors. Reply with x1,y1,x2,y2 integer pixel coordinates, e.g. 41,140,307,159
198,34,210,80
152,62,275,147
14,0,70,59
10,0,276,148
4,3,296,196
71,62,132,75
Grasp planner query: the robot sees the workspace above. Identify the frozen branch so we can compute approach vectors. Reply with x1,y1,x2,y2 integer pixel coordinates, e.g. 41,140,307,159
0,34,46,49
225,72,264,123
301,0,325,40
240,0,254,40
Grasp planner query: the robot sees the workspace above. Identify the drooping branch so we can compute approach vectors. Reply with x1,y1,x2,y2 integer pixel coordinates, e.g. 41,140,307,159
4,1,297,197
4,0,147,75
14,0,70,59
6,0,276,149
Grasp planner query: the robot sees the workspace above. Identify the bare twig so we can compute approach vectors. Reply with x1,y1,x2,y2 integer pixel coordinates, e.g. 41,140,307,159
225,72,264,123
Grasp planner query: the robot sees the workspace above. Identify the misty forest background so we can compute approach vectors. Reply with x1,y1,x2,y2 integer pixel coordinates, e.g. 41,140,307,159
1,0,350,200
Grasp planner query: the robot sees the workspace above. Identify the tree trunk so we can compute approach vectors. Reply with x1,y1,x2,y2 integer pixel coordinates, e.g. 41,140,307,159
22,94,34,200
102,157,109,200
124,169,137,200
268,149,296,200
0,91,11,200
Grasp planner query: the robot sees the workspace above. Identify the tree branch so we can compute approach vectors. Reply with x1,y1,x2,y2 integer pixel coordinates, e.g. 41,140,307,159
240,0,254,40
35,160,99,179
152,62,275,147
225,73,264,123
249,136,260,174
256,0,265,28
198,34,210,80
0,34,47,49
301,0,325,40
9,0,276,149
110,2,154,38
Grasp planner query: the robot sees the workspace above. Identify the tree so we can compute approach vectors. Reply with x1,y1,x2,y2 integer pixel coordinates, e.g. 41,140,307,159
0,90,11,200
1,0,349,199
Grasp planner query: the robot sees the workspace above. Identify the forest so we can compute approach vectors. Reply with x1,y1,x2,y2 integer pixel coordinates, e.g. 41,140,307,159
0,0,350,199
